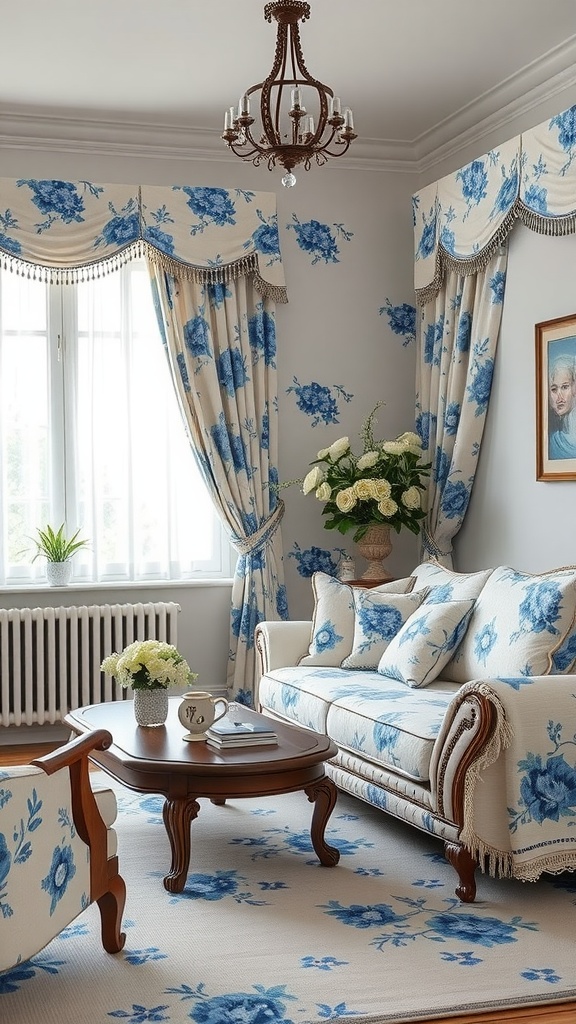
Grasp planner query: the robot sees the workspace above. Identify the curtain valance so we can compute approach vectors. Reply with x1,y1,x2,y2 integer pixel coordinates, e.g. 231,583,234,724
413,105,576,304
0,178,287,301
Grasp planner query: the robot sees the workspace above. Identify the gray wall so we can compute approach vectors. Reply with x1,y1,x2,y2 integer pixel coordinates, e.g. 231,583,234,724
458,225,576,572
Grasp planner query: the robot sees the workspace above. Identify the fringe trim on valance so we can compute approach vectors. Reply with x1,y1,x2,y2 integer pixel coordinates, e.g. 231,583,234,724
144,246,258,284
0,241,288,302
415,218,513,306
253,272,288,304
415,196,576,305
0,242,145,284
515,201,576,236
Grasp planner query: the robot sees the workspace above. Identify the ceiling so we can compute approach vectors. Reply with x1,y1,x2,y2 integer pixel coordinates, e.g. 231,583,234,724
4,0,576,168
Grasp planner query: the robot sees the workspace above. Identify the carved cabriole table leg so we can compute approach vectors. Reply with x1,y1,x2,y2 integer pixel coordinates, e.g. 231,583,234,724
162,796,201,893
305,776,340,867
444,841,477,903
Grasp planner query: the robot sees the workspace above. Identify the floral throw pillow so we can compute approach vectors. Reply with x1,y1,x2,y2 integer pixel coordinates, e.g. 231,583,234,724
411,560,493,603
377,599,476,687
299,572,416,667
444,564,576,683
341,590,426,670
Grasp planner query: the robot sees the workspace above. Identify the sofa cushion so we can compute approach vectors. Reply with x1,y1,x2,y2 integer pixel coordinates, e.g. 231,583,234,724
299,572,416,667
258,665,460,782
326,682,460,781
445,564,576,683
377,599,476,687
412,559,493,602
341,590,427,670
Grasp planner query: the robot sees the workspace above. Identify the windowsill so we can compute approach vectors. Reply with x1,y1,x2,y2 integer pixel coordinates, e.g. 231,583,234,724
0,578,234,596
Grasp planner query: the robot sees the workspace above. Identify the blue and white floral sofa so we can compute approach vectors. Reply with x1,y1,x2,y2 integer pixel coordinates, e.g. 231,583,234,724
255,561,576,901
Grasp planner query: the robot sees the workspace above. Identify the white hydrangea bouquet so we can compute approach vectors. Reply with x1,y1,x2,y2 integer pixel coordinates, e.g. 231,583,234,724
101,639,197,691
300,403,430,543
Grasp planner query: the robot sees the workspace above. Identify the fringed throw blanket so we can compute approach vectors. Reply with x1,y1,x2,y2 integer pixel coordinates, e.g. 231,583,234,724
459,675,576,882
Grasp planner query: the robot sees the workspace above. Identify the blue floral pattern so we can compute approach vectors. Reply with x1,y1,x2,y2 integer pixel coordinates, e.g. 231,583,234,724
286,378,353,426
286,215,353,265
288,544,339,578
379,298,417,345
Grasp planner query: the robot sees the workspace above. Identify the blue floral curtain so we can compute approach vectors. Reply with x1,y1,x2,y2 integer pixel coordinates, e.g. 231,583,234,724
0,179,288,300
412,104,576,564
0,176,289,700
415,253,507,564
148,265,288,703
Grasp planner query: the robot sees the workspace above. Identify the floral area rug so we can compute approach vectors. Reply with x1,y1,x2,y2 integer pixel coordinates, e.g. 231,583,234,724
2,772,576,1024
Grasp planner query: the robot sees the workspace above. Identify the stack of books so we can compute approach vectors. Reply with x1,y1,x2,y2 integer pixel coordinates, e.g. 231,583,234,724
206,716,278,750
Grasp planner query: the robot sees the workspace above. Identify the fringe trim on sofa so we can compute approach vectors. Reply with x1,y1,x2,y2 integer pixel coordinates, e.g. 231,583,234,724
459,682,515,878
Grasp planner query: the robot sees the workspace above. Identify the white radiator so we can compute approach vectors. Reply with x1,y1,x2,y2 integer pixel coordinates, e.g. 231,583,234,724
0,602,180,727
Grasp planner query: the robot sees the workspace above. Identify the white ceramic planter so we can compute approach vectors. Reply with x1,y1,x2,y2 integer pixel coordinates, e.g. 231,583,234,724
133,688,169,727
46,560,72,586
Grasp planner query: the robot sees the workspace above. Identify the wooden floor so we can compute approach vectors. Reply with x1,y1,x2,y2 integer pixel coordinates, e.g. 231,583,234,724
1,743,575,1024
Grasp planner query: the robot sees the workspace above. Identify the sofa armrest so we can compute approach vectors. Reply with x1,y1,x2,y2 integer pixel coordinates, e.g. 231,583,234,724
429,685,498,824
255,620,312,675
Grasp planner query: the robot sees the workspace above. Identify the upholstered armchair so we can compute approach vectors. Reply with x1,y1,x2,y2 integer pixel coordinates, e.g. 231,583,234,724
0,728,126,973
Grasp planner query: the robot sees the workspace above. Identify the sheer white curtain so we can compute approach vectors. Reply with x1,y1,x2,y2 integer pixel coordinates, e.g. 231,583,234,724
0,262,228,584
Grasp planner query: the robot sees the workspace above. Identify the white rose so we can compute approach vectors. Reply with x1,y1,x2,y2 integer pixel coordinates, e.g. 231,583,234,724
377,497,399,518
357,451,379,471
315,482,332,501
373,479,392,500
328,436,350,460
397,431,422,448
402,486,421,510
316,447,330,460
303,466,324,494
381,440,405,455
335,487,357,512
354,478,376,500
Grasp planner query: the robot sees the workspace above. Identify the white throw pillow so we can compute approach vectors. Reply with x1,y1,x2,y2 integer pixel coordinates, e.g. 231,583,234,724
445,564,576,683
411,559,493,602
377,599,476,688
341,590,426,670
299,572,416,667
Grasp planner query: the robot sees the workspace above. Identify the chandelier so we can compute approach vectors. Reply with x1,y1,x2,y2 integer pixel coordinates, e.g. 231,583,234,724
221,0,357,187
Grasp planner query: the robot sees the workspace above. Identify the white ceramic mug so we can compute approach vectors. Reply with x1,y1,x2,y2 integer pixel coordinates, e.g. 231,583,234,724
178,691,228,741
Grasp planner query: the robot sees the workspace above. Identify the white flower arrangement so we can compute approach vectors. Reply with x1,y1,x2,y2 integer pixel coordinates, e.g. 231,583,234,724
297,403,430,543
101,639,197,691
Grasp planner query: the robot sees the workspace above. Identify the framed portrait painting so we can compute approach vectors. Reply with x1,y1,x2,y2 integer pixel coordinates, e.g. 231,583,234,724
536,313,576,481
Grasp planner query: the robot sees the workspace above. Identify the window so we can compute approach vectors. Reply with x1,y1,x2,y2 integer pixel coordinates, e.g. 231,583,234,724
0,261,233,585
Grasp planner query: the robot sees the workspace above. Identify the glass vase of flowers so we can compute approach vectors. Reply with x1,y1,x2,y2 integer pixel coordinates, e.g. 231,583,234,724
101,640,197,726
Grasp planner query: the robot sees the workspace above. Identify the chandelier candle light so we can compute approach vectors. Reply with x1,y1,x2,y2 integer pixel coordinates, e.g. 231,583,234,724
222,0,357,186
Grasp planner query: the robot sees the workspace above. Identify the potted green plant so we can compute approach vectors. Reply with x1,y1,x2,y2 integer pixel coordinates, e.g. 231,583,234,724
30,523,90,587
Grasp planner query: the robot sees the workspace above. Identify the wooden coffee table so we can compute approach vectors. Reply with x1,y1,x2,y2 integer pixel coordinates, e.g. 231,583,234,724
65,698,340,893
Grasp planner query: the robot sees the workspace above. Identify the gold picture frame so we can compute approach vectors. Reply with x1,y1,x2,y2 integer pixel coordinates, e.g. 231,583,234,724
536,313,576,481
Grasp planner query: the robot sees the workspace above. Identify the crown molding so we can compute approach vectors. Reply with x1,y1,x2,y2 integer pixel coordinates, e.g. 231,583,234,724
2,37,576,176
0,109,418,172
414,36,576,175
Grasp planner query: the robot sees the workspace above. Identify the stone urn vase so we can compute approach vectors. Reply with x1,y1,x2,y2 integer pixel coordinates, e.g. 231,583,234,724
133,688,169,727
356,523,393,581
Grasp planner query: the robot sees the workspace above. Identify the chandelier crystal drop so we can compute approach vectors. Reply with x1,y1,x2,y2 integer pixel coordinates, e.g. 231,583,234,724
221,0,357,186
